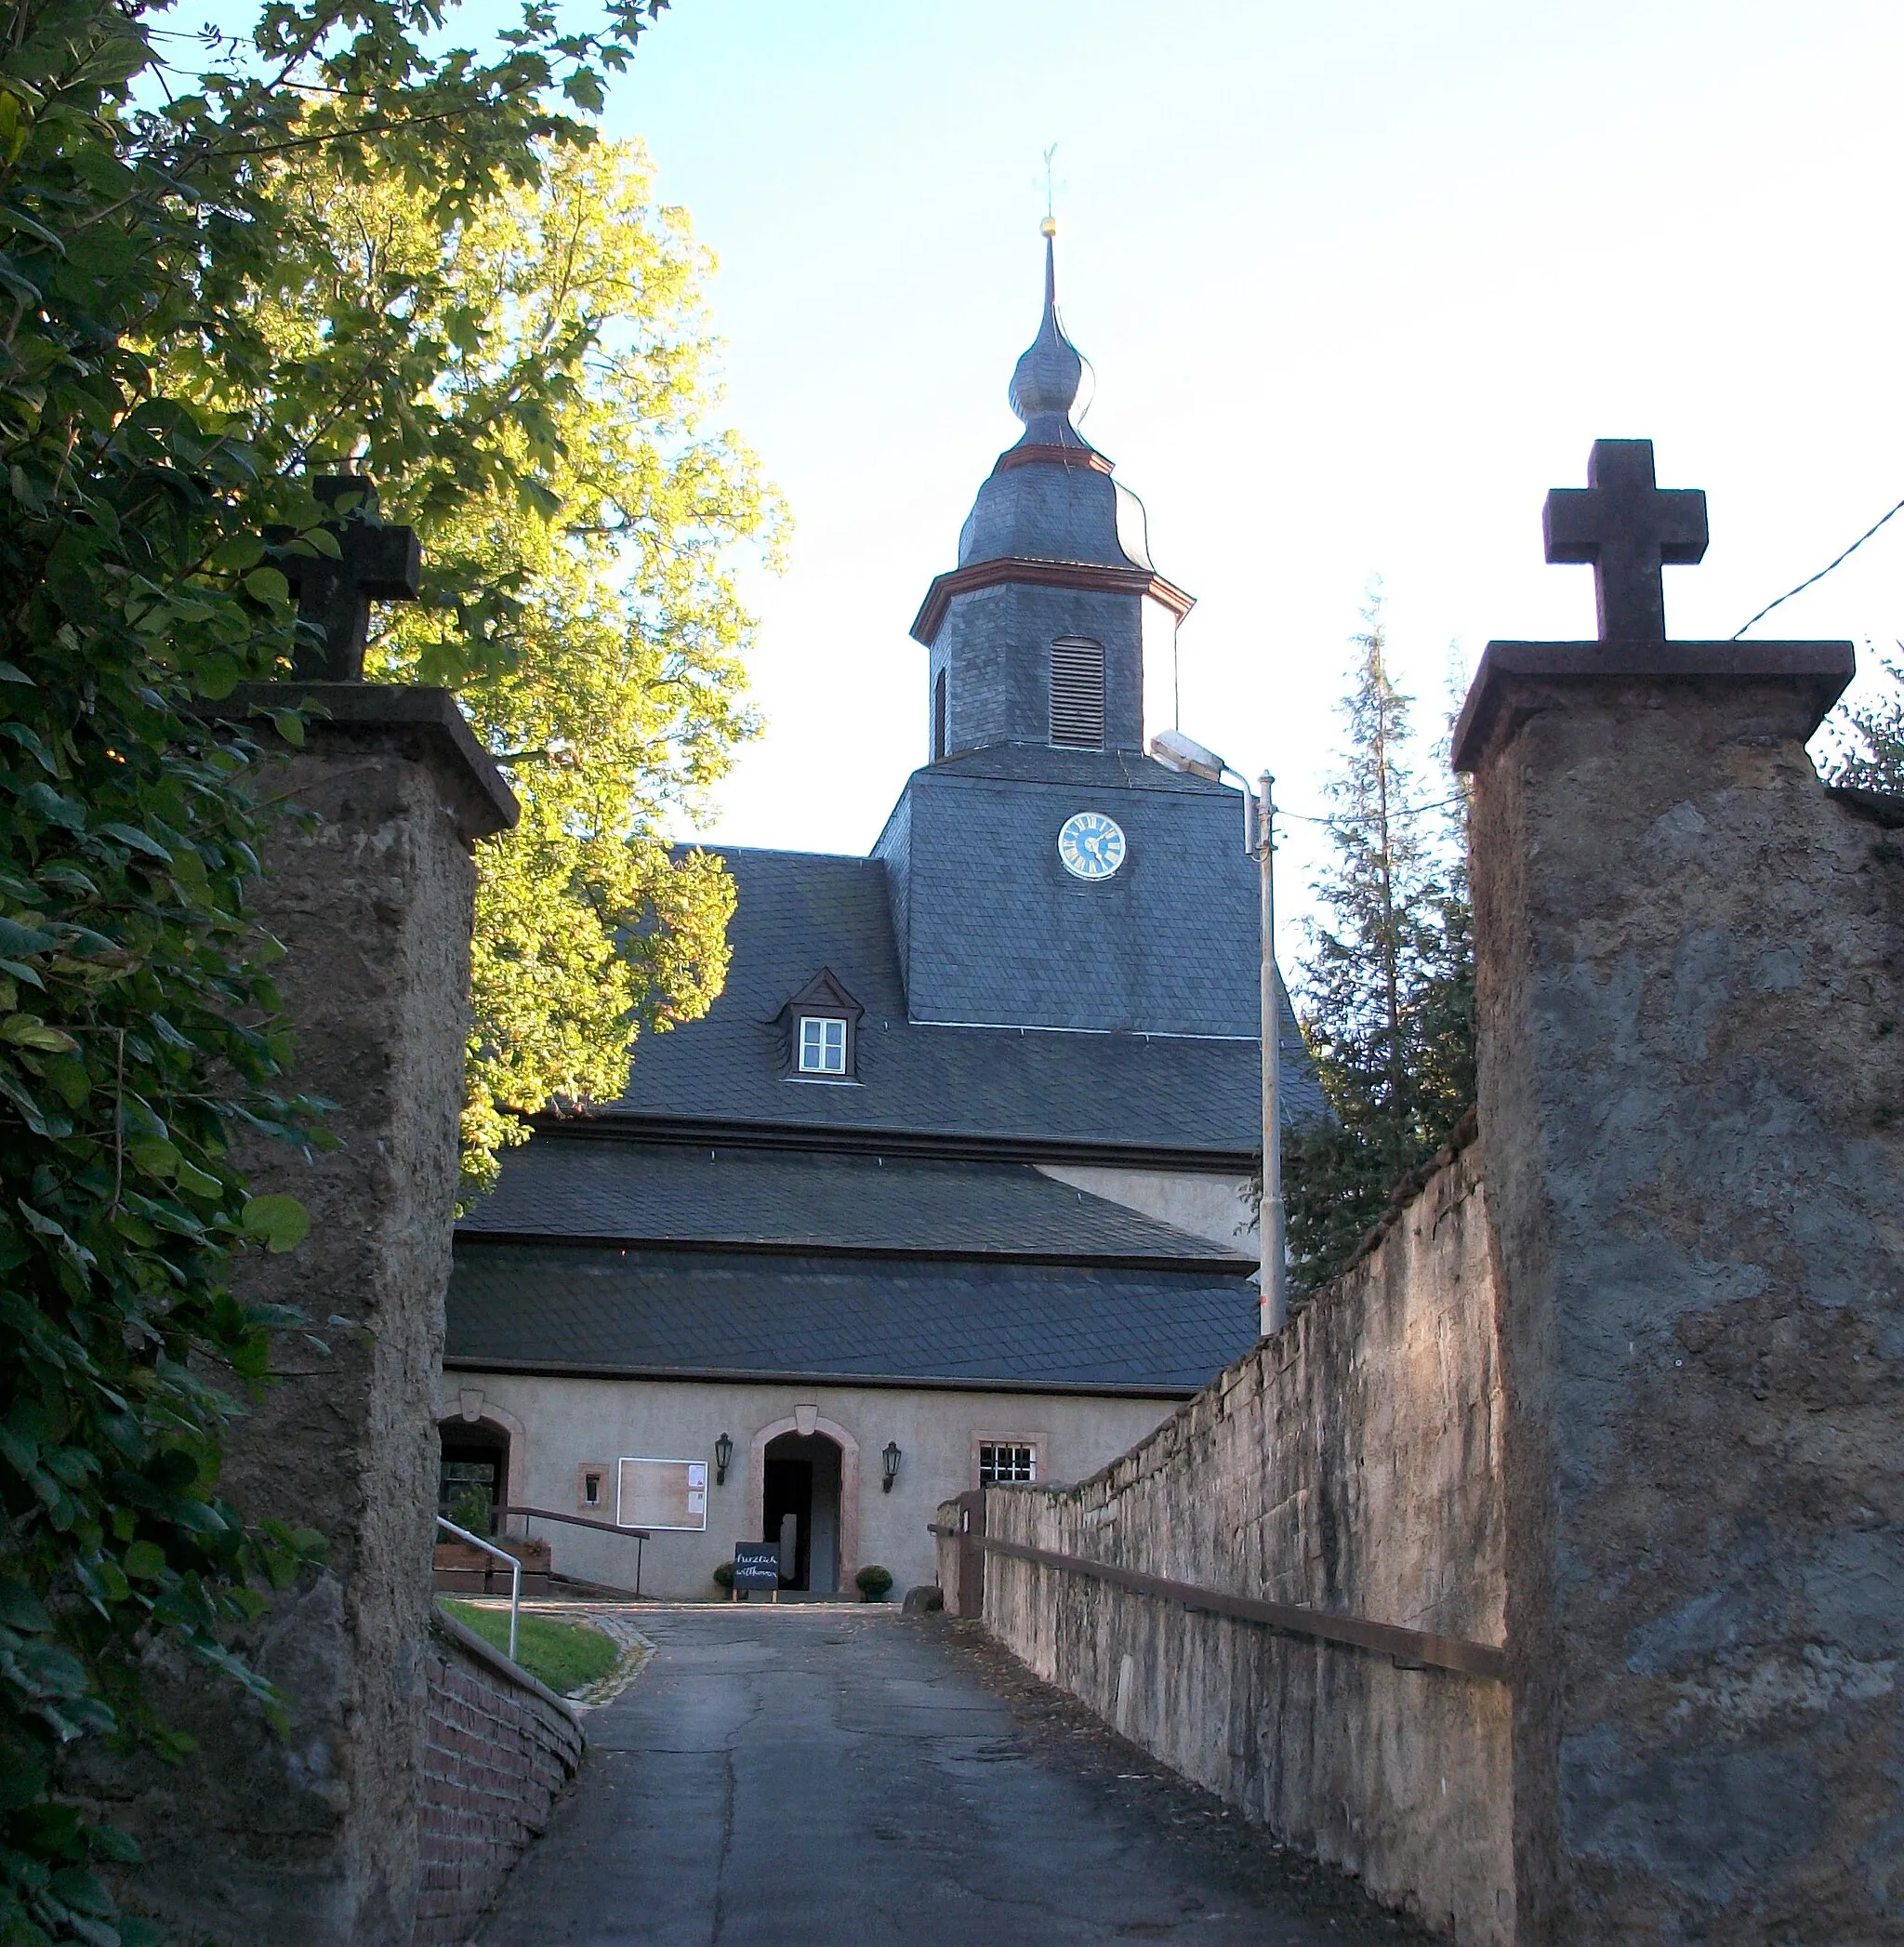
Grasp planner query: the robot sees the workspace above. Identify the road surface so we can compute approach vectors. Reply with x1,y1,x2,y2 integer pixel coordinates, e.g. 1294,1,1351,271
477,1603,1430,1946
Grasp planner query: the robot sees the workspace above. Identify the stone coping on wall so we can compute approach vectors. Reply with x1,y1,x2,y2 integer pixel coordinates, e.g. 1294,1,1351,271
1327,1101,1480,1292
429,1604,585,1730
1451,638,1855,772
214,681,520,842
1012,1111,1488,1518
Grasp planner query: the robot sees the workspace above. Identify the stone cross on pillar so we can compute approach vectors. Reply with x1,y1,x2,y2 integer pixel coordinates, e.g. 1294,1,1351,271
1541,437,1708,641
1453,444,1887,1939
281,474,422,682
110,483,514,1942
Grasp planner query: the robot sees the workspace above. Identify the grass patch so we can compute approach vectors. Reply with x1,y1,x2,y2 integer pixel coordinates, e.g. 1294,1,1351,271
441,1599,621,1697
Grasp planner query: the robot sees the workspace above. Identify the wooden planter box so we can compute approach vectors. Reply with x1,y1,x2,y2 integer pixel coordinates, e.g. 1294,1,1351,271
432,1537,552,1596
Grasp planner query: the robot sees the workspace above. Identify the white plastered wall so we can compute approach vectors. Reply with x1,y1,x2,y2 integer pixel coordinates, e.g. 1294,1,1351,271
1033,1163,1257,1258
444,1372,1181,1600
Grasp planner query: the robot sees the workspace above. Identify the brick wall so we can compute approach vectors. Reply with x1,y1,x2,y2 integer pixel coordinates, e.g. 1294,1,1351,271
413,1609,585,1946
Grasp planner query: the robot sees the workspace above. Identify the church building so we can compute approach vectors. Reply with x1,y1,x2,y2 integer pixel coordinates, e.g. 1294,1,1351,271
438,230,1322,1599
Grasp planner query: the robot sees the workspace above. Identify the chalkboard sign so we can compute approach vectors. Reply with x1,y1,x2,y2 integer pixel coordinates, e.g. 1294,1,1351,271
731,1542,781,1591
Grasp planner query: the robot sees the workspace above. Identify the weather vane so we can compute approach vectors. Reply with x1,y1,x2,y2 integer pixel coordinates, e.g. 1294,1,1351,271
1041,143,1058,238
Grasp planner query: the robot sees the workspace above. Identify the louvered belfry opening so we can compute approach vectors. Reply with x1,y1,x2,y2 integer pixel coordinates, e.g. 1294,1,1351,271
932,668,947,761
1049,637,1106,748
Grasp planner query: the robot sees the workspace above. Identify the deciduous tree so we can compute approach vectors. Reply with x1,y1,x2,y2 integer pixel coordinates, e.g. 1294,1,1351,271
0,0,672,1933
157,139,781,1188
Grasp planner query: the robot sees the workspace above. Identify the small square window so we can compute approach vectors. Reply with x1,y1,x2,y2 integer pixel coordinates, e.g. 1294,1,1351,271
978,1442,1037,1485
576,1462,610,1513
799,1015,847,1075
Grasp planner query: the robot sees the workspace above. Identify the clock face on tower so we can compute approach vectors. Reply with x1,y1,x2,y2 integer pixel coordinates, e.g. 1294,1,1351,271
1057,810,1127,881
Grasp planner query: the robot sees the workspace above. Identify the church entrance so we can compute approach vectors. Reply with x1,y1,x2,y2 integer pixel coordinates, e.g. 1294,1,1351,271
437,1417,509,1536
761,1432,842,1593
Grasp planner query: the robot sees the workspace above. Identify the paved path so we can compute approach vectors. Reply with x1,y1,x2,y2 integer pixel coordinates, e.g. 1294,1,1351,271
478,1605,1428,1946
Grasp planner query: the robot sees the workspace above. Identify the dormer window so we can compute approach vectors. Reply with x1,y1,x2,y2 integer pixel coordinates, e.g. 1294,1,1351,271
772,968,864,1083
799,1015,848,1075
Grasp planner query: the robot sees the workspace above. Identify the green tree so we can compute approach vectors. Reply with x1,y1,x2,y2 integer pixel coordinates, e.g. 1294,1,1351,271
0,0,668,1934
1820,648,1904,792
1283,599,1474,1292
154,138,780,1188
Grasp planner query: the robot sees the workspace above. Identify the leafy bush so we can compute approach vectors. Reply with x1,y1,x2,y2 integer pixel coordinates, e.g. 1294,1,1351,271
854,1565,894,1603
711,1559,734,1590
0,0,668,1934
444,1492,494,1537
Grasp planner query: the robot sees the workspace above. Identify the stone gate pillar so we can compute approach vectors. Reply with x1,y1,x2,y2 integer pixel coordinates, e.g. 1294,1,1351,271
110,682,516,1944
1455,443,1900,1940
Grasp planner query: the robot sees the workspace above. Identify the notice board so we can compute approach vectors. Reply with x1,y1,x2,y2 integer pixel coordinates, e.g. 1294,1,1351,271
616,1457,708,1531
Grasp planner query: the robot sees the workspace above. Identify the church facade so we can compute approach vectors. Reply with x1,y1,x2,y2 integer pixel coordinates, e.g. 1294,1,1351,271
437,232,1322,1600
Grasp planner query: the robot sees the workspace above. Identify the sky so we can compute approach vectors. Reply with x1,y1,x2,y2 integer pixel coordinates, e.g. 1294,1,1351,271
592,0,1904,921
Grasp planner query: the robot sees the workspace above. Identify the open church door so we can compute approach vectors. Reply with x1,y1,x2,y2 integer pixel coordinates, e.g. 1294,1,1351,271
761,1432,843,1593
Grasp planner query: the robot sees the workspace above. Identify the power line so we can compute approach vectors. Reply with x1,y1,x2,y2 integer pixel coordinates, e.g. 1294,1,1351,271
1277,789,1468,828
1732,494,1904,639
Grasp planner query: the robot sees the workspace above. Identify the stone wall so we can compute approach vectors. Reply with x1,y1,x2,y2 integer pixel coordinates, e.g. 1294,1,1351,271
96,689,517,1945
1461,655,1904,1942
413,1609,585,1947
983,633,1904,1943
984,1122,1516,1943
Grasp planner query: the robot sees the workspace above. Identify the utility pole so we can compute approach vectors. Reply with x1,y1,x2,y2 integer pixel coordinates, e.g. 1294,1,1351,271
1143,730,1287,1333
1257,772,1286,1335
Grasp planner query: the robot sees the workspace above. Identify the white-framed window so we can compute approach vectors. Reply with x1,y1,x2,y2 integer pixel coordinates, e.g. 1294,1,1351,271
798,1015,848,1075
978,1442,1037,1485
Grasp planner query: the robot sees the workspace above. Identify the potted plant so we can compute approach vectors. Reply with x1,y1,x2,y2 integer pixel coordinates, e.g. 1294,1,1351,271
854,1564,893,1604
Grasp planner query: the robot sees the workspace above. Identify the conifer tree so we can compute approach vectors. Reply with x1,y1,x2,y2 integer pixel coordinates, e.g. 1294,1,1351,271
1283,599,1475,1292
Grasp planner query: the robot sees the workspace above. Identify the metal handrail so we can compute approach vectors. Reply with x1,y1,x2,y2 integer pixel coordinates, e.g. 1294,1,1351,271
501,1503,650,1541
500,1504,652,1596
436,1515,522,1662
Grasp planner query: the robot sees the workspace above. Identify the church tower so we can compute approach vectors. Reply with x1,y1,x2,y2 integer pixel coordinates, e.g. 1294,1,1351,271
873,225,1277,1045
443,223,1325,1609
910,223,1193,762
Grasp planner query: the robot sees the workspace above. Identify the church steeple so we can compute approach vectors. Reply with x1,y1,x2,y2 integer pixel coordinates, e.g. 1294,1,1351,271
909,226,1194,762
1006,227,1091,453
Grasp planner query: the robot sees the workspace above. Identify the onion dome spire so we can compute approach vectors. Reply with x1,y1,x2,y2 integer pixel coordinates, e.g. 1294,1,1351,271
1007,219,1091,450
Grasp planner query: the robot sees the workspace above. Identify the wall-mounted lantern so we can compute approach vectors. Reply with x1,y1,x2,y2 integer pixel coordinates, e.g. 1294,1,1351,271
714,1431,734,1487
881,1440,902,1493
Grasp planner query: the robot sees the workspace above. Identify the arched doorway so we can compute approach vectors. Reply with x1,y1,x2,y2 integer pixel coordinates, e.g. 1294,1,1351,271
761,1431,843,1594
437,1415,509,1536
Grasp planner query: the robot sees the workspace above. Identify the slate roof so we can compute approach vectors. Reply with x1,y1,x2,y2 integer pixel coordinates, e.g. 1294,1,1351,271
444,1240,1259,1393
954,232,1153,574
605,842,1324,1157
888,757,1276,1037
958,466,1151,574
460,1139,1252,1265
